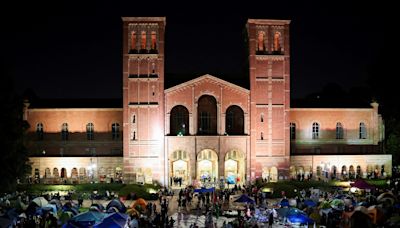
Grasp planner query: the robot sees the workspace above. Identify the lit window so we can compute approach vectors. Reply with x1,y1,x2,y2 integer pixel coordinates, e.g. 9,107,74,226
273,31,281,53
36,123,44,140
61,123,68,140
151,31,157,50
112,123,120,139
86,123,94,140
257,31,265,52
290,123,296,140
131,31,136,50
312,122,319,139
141,31,146,50
336,122,344,139
359,122,367,139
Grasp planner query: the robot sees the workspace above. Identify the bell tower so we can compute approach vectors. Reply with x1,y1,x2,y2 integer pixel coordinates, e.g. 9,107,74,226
247,19,291,181
122,17,166,185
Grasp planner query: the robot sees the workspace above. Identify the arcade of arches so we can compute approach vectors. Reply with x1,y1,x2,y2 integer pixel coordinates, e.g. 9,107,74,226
169,149,246,187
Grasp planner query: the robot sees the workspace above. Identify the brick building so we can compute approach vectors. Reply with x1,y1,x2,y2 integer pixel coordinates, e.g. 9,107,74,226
25,17,390,186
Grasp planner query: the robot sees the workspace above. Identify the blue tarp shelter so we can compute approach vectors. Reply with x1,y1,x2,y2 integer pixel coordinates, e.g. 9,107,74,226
234,194,255,204
194,187,215,193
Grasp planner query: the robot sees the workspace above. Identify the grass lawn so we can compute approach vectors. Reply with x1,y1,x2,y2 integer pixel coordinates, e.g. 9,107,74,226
17,183,160,200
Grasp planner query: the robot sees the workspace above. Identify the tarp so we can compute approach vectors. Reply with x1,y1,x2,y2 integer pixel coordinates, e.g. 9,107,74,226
32,197,48,207
350,180,375,189
234,194,255,204
287,213,314,224
280,198,289,207
194,187,215,193
93,212,128,228
67,211,105,228
304,199,317,207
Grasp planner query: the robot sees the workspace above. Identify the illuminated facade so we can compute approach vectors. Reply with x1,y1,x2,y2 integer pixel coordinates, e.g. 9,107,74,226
25,17,390,186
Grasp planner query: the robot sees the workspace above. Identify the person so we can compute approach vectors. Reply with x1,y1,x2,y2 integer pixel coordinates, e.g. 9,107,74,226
268,211,274,228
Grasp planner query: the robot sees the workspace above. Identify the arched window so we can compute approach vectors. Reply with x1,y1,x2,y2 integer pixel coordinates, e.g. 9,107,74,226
151,63,156,74
45,168,51,178
140,31,147,52
359,122,367,139
112,123,120,140
197,95,217,135
170,105,189,136
257,31,265,53
53,168,59,178
225,105,244,135
130,31,136,51
71,168,78,178
61,123,68,140
273,31,281,53
86,123,94,140
356,165,361,178
312,122,319,139
260,114,264,122
150,31,157,52
61,168,67,178
132,114,136,124
36,123,44,140
261,132,264,140
290,123,296,140
336,122,344,139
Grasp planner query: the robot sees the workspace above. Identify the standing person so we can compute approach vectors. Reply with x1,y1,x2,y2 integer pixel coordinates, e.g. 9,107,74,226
268,211,274,228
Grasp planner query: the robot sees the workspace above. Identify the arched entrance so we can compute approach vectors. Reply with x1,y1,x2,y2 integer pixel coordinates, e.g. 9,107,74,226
197,149,218,184
224,150,245,185
170,150,189,187
270,167,278,182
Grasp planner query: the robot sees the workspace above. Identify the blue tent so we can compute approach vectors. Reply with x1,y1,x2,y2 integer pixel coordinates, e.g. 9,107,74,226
280,198,289,207
65,211,105,228
194,187,215,193
94,212,128,228
287,213,314,224
226,176,236,184
106,199,126,213
234,194,255,204
304,199,317,207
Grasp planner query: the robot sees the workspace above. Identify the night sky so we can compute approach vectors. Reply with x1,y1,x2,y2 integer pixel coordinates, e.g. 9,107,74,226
1,2,394,100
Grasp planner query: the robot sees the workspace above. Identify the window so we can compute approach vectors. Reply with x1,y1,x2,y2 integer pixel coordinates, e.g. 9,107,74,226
132,114,136,124
312,122,319,139
36,123,44,140
170,105,189,136
112,123,120,139
273,31,281,53
61,123,68,140
290,122,296,140
151,31,157,50
197,95,217,135
261,114,264,122
140,31,146,51
359,122,367,139
151,63,156,74
130,31,136,50
261,132,264,140
257,31,265,53
225,105,244,135
336,122,344,139
86,123,94,140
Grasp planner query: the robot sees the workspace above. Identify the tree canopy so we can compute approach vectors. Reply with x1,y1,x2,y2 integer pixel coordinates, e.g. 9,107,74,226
0,69,31,192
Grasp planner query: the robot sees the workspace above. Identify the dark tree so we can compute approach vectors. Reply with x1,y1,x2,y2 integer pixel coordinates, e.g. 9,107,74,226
0,70,31,192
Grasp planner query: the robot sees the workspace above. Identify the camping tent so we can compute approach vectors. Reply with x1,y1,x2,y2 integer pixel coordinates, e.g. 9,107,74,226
234,194,255,204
